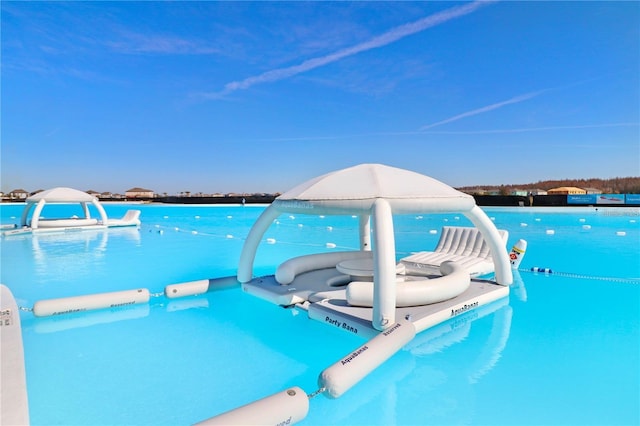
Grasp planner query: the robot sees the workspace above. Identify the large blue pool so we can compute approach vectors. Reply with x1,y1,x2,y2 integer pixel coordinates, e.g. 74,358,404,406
1,203,638,425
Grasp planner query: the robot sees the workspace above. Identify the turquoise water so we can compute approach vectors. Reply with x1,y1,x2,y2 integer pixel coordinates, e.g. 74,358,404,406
1,203,639,425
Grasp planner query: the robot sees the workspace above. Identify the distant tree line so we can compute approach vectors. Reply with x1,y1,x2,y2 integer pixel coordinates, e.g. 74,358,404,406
459,176,640,194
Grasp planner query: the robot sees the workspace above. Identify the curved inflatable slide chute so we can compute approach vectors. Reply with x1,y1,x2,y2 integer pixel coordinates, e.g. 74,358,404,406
346,261,470,308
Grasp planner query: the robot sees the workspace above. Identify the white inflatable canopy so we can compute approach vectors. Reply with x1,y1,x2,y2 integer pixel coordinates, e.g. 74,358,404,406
20,187,108,229
275,163,476,214
238,164,512,330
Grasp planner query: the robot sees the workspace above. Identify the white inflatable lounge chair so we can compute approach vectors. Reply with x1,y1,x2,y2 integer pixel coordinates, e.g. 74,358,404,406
107,209,141,227
399,226,508,277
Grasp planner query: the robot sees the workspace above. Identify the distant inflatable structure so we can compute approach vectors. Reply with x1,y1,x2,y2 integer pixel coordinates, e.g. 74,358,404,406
2,187,140,236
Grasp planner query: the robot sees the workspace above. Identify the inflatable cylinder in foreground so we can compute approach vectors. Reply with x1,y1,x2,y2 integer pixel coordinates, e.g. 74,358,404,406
319,319,416,398
165,279,210,298
32,289,150,317
194,386,309,426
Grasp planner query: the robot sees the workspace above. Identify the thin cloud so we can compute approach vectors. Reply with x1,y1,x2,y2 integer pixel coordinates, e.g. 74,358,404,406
105,30,220,55
420,90,545,130
418,76,619,131
202,1,495,99
244,122,638,143
417,122,639,135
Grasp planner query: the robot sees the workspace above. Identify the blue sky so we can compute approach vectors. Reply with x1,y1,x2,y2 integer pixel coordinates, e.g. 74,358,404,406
2,1,638,195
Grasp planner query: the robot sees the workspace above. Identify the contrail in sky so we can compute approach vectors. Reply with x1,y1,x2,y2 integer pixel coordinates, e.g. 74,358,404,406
205,1,495,98
246,122,638,142
418,122,639,134
420,90,545,130
419,75,626,130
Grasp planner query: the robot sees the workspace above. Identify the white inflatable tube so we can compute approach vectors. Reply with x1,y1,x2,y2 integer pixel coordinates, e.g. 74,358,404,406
319,319,416,398
276,251,372,285
33,289,150,317
346,261,470,308
237,205,281,283
464,205,512,285
359,214,371,250
37,218,99,228
195,386,309,426
371,198,397,330
164,279,209,298
1,285,29,426
29,199,46,229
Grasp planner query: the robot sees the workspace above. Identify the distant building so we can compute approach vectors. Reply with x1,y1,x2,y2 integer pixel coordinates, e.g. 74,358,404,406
584,188,603,194
99,191,120,199
547,186,586,195
125,187,155,198
9,189,29,200
529,189,548,196
510,189,529,196
459,187,486,195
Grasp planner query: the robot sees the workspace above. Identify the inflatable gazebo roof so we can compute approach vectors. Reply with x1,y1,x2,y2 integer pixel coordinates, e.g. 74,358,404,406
274,163,476,213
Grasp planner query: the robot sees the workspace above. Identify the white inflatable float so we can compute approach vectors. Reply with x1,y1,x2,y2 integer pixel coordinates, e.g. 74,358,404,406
319,318,416,398
346,261,470,308
32,289,151,317
195,387,309,426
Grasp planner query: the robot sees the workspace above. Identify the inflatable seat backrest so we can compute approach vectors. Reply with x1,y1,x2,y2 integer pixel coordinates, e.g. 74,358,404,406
435,227,508,260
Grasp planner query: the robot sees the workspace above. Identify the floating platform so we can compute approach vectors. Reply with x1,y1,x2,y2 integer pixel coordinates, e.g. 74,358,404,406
242,268,508,339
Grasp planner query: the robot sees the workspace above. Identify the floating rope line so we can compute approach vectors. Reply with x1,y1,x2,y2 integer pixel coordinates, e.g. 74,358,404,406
519,268,640,284
150,222,364,252
264,239,357,251
306,387,325,399
148,224,246,241
162,221,359,250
